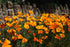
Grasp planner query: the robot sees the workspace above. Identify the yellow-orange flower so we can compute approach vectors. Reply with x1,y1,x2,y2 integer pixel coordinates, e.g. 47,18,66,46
7,29,16,35
68,28,70,32
61,29,65,33
29,10,33,14
36,19,39,22
33,37,38,41
22,38,28,43
13,20,19,24
0,19,1,21
0,40,2,43
8,18,12,22
2,45,12,47
44,36,48,39
38,22,42,24
30,21,36,26
24,23,29,29
14,24,21,29
3,16,9,21
19,18,24,22
55,34,61,40
0,23,5,29
12,13,14,15
38,30,43,34
0,33,1,35
60,34,65,38
12,16,18,20
56,27,61,32
17,11,22,15
38,38,43,44
12,36,17,41
36,16,39,18
6,22,13,27
52,29,55,33
2,39,12,47
16,28,21,32
17,34,23,39
36,25,44,29
42,36,48,40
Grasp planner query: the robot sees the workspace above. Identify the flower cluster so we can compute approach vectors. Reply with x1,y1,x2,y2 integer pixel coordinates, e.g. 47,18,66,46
0,10,70,47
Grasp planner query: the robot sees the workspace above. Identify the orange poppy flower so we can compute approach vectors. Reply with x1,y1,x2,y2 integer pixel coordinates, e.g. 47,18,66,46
14,33,17,35
16,28,21,32
49,25,55,29
42,36,44,39
56,27,61,32
55,34,61,40
22,38,28,43
26,14,29,16
2,39,12,47
60,34,65,38
19,18,24,22
0,40,2,43
12,36,17,41
26,22,30,25
24,23,29,29
68,28,70,32
52,29,55,33
61,29,65,33
38,38,43,44
4,39,11,45
42,36,48,40
40,17,44,21
36,19,39,22
17,34,23,39
13,20,19,24
38,30,43,34
17,12,22,15
38,22,42,24
42,13,45,16
44,28,49,34
67,22,70,27
30,21,37,26
44,36,48,39
65,14,68,17
6,22,13,27
0,19,1,21
12,13,14,15
29,10,33,14
8,18,12,22
2,45,12,47
14,24,21,29
33,33,36,36
33,37,38,41
36,16,39,18
24,14,27,17
3,16,9,21
0,23,5,29
0,33,1,35
12,16,18,20
7,29,16,35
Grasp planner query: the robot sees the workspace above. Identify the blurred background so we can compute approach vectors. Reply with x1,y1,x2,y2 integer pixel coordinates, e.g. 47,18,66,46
0,0,70,8
0,0,70,13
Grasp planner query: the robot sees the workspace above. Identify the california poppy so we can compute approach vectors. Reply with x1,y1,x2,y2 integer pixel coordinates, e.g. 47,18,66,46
12,36,17,41
33,33,36,36
22,38,28,43
0,23,5,29
2,39,12,47
17,34,23,39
